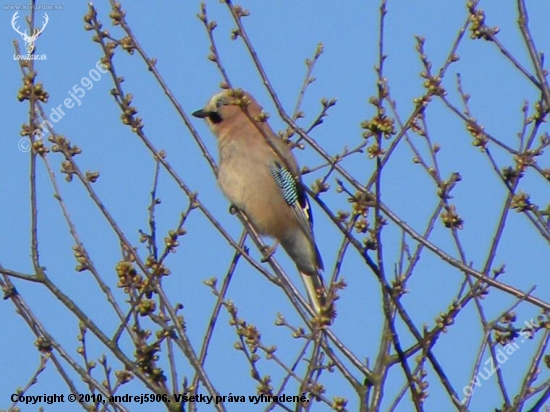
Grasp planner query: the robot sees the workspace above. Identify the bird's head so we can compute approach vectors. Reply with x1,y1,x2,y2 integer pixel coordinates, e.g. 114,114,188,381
192,89,263,134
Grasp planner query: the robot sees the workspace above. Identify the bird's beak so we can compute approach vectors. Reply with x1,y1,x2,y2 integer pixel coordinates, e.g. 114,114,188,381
192,108,210,118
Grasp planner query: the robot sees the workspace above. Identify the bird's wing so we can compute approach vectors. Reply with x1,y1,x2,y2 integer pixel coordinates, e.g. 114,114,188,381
270,160,327,311
268,161,315,239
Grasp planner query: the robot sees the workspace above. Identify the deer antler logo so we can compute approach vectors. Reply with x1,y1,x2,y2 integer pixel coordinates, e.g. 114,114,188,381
11,11,49,54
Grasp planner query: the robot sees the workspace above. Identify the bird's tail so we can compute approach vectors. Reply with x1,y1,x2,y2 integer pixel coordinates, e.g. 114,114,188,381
281,235,334,319
300,270,328,315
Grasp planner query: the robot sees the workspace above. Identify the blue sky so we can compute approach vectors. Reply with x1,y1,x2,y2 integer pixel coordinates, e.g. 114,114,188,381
1,1,549,411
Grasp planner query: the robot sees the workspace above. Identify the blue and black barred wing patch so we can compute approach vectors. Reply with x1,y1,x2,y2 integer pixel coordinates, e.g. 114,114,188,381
269,161,298,206
269,161,315,232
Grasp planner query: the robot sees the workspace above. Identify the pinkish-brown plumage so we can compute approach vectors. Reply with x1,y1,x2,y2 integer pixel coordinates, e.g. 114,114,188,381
193,89,328,314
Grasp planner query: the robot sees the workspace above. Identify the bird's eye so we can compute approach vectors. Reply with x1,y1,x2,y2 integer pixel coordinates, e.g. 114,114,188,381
216,99,224,109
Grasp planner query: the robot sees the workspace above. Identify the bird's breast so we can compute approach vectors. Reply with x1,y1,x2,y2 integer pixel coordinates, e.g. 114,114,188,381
217,157,297,240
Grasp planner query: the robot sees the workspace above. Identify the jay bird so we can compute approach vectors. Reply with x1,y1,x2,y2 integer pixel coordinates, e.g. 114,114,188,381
192,89,329,315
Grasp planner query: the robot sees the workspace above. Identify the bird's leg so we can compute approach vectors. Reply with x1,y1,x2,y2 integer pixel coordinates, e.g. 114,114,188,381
261,240,280,262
